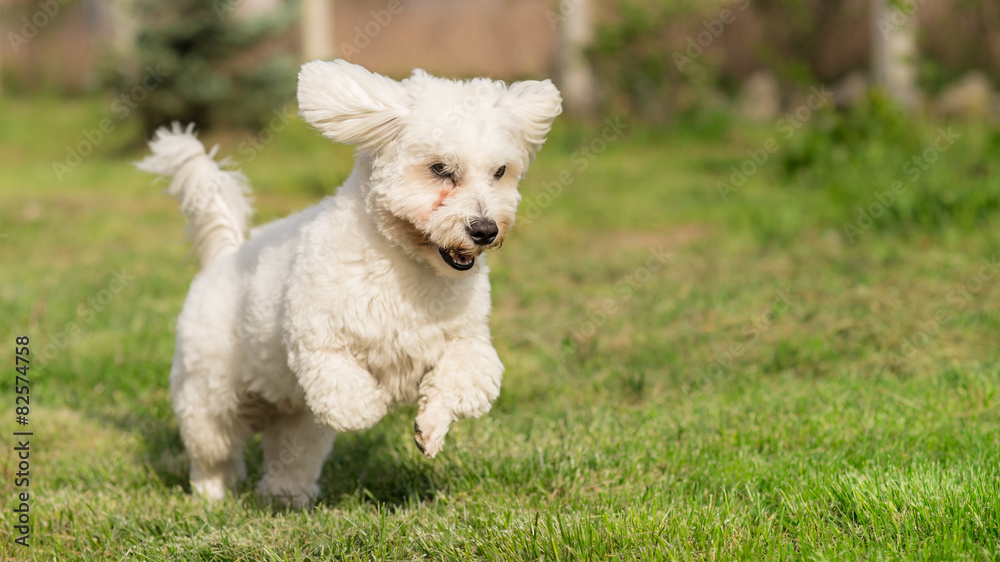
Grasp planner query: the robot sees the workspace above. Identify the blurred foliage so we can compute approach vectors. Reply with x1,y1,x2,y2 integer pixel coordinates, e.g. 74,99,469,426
587,1,702,123
781,91,1000,234
781,92,923,176
588,0,1000,122
587,0,856,124
105,0,298,134
916,0,1000,93
748,0,845,85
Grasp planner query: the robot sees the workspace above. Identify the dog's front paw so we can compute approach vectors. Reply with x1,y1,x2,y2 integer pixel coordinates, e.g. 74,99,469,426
413,403,453,459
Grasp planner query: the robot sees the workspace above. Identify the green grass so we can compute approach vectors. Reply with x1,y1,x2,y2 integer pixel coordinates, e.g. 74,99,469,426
1,95,1000,560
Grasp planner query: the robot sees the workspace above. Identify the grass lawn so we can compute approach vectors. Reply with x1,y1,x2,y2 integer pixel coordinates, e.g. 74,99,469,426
1,95,999,560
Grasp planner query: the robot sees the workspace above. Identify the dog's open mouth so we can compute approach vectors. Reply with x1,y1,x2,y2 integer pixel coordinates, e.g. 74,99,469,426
439,248,475,271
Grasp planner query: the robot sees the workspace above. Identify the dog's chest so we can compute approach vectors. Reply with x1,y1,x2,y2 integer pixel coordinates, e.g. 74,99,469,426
358,322,444,400
338,282,461,401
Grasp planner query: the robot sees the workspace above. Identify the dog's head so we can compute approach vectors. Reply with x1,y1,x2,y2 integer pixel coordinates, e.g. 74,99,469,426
298,60,562,275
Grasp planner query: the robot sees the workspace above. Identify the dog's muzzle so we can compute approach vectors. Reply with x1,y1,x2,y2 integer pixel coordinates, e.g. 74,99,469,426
437,219,499,271
439,247,475,270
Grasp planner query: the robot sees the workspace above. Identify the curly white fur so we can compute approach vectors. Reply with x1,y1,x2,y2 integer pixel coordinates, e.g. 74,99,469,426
136,123,253,267
140,60,561,508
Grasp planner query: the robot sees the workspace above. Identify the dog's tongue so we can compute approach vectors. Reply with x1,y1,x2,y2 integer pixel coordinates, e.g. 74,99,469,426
449,250,473,266
439,247,475,271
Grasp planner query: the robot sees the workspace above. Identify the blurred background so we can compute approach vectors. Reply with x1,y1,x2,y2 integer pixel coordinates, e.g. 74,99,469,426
5,0,1000,427
4,2,1000,556
2,0,1000,126
4,0,1000,126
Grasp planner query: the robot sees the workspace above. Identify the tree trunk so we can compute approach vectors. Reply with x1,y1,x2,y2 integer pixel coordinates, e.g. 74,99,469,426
558,0,598,118
871,0,919,110
302,0,335,61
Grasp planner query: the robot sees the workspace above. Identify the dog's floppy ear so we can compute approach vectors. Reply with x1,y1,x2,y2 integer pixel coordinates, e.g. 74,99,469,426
298,60,410,150
504,79,563,156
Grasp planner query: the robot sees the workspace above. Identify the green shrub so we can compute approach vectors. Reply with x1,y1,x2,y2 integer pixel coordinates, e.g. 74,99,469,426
781,93,1000,237
588,1,728,124
106,0,298,134
586,0,853,124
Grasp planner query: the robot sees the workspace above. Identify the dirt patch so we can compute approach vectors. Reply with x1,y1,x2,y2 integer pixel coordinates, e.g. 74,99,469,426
585,223,714,255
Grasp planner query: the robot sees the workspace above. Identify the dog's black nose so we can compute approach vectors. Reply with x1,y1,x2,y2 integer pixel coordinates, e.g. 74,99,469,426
467,219,499,246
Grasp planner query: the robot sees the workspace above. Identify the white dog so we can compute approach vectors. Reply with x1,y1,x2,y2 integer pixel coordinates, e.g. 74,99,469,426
137,60,561,507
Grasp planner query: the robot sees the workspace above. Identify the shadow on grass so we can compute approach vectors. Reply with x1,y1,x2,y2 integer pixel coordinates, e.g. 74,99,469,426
115,405,441,510
314,419,442,509
109,405,191,492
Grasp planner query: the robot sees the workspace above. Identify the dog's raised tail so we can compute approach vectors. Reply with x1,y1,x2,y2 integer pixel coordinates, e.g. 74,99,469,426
137,123,253,268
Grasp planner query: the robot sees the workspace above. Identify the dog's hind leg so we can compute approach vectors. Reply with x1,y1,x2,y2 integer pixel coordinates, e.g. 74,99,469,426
188,443,247,501
172,355,251,501
178,411,251,501
257,410,335,509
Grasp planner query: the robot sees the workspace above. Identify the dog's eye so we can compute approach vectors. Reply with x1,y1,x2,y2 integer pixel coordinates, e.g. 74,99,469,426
493,165,506,180
430,163,451,178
